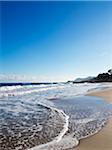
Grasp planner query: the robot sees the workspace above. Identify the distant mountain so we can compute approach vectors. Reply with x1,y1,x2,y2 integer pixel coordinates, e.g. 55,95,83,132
74,76,94,82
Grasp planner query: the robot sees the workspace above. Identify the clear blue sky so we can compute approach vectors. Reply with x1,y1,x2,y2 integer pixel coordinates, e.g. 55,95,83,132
1,1,112,82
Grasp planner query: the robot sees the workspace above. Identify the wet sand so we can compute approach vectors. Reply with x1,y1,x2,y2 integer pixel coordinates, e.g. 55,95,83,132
74,88,112,150
87,88,112,103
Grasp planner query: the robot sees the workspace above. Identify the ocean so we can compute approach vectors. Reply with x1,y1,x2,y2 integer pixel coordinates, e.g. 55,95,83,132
0,83,112,150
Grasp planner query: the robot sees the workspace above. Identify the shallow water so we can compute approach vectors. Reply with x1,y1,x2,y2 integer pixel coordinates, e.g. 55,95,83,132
0,83,112,150
29,96,112,150
0,99,65,150
53,96,112,139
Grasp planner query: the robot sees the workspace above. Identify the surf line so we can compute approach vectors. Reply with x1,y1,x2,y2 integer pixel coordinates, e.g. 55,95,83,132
29,103,69,150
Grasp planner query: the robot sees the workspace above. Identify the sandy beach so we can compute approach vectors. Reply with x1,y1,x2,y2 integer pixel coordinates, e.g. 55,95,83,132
74,88,112,150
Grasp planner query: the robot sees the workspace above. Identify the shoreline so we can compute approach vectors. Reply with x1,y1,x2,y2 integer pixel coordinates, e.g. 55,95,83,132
87,88,112,103
74,88,112,150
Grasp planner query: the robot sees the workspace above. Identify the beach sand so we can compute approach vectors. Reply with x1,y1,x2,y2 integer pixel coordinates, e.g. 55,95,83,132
74,88,112,150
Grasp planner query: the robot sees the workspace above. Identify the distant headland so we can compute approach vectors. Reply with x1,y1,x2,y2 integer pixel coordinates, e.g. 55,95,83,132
68,69,112,83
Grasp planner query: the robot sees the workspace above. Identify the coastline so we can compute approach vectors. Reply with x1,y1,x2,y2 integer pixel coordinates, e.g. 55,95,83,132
87,88,112,103
74,88,112,150
1,85,112,150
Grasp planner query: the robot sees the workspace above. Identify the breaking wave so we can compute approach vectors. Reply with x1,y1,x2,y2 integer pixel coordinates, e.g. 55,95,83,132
0,83,112,150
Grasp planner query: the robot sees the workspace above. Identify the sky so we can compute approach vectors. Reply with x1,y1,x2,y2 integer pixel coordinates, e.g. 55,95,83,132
0,1,112,82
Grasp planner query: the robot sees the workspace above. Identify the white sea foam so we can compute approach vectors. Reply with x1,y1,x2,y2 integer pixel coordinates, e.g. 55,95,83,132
0,82,112,150
0,84,65,98
0,82,112,99
29,135,79,150
29,104,73,150
0,85,23,91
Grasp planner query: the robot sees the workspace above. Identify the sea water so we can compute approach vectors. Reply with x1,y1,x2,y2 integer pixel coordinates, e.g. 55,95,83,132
0,83,112,150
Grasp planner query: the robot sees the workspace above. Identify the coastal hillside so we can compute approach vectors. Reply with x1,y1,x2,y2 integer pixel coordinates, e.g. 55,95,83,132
73,69,112,83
